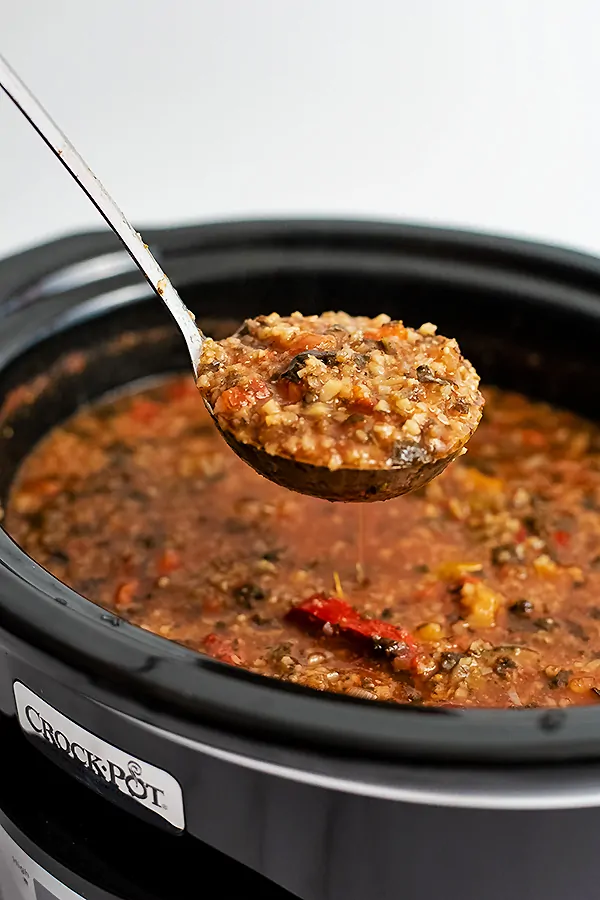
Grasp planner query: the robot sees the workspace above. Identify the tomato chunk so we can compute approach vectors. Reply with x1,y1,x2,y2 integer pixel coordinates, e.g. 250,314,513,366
363,323,407,341
349,388,376,413
287,333,335,356
113,580,139,610
554,529,571,547
129,399,160,424
520,429,547,449
20,478,61,500
157,548,181,575
214,380,270,414
277,380,304,404
203,633,242,665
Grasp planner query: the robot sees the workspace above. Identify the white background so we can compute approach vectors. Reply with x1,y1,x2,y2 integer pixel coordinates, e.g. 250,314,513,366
1,0,600,261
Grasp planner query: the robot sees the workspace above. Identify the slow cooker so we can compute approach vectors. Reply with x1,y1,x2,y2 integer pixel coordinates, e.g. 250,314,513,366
3,220,600,900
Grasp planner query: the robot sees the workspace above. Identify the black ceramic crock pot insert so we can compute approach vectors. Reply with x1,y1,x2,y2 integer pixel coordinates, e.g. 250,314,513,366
3,220,600,760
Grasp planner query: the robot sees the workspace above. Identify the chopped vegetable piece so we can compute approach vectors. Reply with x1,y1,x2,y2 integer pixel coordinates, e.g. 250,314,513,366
436,561,483,581
460,581,503,628
289,594,417,669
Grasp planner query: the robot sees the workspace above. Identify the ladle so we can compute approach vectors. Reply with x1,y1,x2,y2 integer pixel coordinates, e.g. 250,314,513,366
0,54,472,502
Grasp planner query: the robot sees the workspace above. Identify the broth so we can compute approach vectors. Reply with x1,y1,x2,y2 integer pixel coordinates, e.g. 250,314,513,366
6,375,600,709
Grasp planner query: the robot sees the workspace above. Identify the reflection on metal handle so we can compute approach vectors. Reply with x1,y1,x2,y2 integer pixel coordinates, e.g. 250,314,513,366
0,53,204,373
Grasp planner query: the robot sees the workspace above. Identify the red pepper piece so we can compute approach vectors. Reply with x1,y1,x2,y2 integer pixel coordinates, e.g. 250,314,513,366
203,633,241,666
289,594,417,669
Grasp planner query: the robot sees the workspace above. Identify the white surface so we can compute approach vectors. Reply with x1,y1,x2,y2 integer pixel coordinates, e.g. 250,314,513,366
1,0,600,261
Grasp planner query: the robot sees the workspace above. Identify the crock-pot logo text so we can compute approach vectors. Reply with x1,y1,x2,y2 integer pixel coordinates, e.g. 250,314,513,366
13,681,185,830
24,703,165,807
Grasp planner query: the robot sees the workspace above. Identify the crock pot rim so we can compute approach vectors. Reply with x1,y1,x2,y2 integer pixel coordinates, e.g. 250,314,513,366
3,218,600,767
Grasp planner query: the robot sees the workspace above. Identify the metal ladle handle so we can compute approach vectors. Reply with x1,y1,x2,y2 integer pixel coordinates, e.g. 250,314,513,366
0,53,204,373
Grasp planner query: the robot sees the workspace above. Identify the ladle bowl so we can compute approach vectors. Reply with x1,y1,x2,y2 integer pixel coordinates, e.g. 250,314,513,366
0,53,474,503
